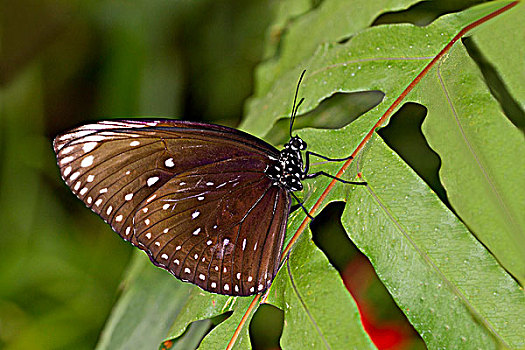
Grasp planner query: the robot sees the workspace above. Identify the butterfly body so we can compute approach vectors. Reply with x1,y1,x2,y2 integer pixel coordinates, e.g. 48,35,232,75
265,136,307,192
54,119,306,296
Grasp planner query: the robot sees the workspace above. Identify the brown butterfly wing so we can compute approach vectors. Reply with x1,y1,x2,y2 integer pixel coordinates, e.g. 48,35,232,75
54,119,290,296
133,156,290,296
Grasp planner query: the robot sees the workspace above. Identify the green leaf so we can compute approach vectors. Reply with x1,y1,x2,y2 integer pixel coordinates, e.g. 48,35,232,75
248,1,524,348
96,253,193,350
97,2,525,349
267,228,375,350
242,1,515,138
414,43,525,284
167,287,255,350
253,0,422,95
471,1,525,111
295,114,525,348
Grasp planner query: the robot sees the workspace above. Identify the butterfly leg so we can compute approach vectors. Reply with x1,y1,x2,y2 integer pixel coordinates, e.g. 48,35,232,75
290,191,314,219
303,151,366,185
303,151,353,174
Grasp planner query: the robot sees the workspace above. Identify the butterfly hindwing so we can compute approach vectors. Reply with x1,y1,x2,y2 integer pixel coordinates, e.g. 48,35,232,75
133,156,291,296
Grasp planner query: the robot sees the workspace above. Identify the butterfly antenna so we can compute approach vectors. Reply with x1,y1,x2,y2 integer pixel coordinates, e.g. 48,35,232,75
289,70,307,138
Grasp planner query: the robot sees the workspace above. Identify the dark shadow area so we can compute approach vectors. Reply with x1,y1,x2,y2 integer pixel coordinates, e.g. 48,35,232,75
250,304,284,350
311,202,425,349
378,102,448,205
311,202,358,270
265,91,384,146
373,0,483,27
463,37,525,132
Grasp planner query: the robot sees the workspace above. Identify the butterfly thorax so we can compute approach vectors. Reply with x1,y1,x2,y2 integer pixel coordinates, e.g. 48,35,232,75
265,136,307,191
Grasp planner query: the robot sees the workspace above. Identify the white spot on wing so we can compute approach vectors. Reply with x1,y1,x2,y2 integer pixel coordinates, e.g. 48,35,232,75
206,182,214,186
224,284,229,291
80,187,88,196
192,228,201,235
81,155,94,167
99,188,108,194
147,176,159,187
162,204,170,210
74,182,81,191
62,146,75,154
70,172,80,181
125,227,131,235
95,199,103,207
145,232,152,239
146,194,156,202
129,140,140,146
116,215,123,222
176,245,181,250
206,240,212,245
250,287,255,293
106,206,113,215
184,268,191,274
192,211,200,219
60,156,74,165
161,253,168,260
258,284,264,291
211,282,217,288
248,276,253,282
63,166,72,177
87,197,92,204
165,158,175,167
86,175,95,182
242,239,246,250
174,259,179,265
199,274,206,280
125,193,133,201
82,142,97,153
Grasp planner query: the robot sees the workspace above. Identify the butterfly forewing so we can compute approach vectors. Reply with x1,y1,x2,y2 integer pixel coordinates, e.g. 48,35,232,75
54,119,290,296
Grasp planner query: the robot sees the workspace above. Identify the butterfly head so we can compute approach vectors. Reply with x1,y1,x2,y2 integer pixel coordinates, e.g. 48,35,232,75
287,136,307,151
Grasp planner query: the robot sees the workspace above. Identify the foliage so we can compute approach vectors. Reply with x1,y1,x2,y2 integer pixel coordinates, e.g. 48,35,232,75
1,0,523,349
100,1,525,349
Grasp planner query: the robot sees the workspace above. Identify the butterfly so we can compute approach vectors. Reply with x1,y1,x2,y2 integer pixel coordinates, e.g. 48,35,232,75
53,71,364,296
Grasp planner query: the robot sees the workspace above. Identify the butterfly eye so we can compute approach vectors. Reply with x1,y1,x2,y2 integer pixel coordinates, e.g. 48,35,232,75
298,138,307,150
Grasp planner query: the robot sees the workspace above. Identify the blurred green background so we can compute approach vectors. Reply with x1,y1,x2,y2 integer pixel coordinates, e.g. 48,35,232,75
0,0,436,349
